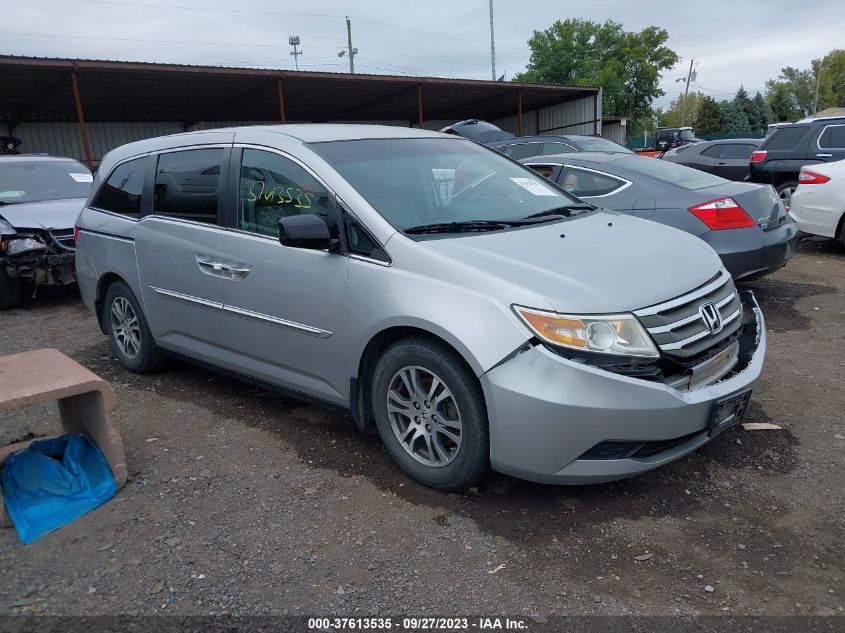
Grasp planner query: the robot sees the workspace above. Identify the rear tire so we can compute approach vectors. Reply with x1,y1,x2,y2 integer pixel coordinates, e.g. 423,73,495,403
776,180,798,206
371,337,490,491
0,267,21,310
103,281,162,373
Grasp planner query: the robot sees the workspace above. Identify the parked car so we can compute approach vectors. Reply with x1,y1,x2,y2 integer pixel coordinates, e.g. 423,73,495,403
521,152,797,281
662,138,762,181
0,155,92,309
655,126,704,152
439,119,513,143
789,160,845,244
487,135,632,160
748,116,845,201
76,125,766,490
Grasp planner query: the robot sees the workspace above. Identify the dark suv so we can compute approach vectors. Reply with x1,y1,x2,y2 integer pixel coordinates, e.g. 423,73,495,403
748,116,845,200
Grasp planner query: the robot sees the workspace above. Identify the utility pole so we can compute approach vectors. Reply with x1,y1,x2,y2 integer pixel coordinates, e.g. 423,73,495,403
489,0,496,81
679,58,694,125
289,36,302,70
346,17,355,74
813,66,821,115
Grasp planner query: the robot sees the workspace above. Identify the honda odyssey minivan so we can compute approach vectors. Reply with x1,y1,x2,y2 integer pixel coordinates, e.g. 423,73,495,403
75,125,766,490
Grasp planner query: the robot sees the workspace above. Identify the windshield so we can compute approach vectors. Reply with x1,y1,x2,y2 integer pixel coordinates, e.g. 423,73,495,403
310,138,582,231
0,160,92,204
678,129,695,140
616,155,728,190
574,138,633,153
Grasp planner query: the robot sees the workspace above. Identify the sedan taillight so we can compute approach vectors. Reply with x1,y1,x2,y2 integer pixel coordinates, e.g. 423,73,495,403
689,197,756,230
750,150,767,163
798,169,831,184
73,225,80,241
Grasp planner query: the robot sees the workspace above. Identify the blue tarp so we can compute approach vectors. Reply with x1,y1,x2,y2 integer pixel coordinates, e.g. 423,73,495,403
1,434,117,544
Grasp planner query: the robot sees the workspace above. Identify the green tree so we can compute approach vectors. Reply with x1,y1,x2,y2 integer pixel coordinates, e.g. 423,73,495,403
661,91,705,127
750,92,774,133
719,100,750,134
812,49,845,111
733,86,756,131
695,95,723,135
767,83,800,122
766,66,815,117
515,19,679,123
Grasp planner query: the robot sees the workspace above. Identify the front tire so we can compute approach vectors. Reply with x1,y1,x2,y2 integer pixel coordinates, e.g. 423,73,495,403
103,281,162,373
0,267,21,310
372,338,490,490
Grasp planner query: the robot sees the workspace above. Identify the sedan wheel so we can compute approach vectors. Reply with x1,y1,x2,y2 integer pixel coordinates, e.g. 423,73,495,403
103,280,162,373
386,365,462,468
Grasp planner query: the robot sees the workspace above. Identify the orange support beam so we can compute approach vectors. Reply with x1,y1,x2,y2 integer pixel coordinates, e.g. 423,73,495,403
70,68,93,170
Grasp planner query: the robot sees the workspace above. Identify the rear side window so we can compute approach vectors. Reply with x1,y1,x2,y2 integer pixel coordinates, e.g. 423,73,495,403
719,144,757,159
616,156,728,190
542,142,575,155
559,168,626,197
818,125,845,149
92,157,146,218
153,149,222,224
574,138,633,153
701,145,723,158
765,126,809,150
503,143,542,160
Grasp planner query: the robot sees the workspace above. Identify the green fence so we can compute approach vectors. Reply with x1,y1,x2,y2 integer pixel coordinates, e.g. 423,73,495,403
628,131,765,149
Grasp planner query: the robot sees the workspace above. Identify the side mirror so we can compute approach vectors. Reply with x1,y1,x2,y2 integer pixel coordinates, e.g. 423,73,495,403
278,215,337,250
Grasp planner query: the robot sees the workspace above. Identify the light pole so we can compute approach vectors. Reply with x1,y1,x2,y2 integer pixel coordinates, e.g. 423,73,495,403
489,0,496,81
675,59,696,125
289,36,302,71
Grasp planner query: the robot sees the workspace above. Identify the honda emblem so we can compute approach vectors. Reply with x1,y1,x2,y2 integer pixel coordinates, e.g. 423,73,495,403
699,302,723,334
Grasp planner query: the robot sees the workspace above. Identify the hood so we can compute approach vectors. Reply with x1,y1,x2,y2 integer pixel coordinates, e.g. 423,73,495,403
418,211,723,314
0,198,85,231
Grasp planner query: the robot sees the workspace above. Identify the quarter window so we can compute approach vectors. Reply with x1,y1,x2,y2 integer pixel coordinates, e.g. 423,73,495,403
701,145,723,158
92,157,146,217
153,149,222,224
238,149,331,237
818,125,845,149
344,214,388,262
558,168,626,197
720,144,757,159
542,142,574,155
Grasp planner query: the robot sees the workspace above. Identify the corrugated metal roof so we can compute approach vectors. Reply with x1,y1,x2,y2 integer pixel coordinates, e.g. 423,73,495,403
0,55,599,125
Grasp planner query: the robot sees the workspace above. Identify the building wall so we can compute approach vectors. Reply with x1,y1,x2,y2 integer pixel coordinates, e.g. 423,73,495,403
14,121,183,164
601,120,627,146
10,93,601,166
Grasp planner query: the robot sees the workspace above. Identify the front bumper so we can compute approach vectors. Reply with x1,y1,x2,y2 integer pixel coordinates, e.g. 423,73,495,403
480,293,766,485
704,220,798,281
1,250,76,286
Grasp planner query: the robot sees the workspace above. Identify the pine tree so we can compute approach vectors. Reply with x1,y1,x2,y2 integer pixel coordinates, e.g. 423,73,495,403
695,96,723,135
733,86,756,133
751,92,774,134
719,100,750,134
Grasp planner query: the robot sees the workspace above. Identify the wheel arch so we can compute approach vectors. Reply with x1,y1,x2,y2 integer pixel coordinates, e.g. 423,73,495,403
94,272,130,334
351,324,485,431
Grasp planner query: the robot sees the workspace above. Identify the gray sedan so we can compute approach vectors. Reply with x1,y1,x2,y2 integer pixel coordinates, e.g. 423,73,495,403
521,153,798,281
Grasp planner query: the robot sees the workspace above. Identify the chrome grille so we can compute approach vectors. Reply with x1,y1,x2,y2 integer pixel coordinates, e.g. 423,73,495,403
48,228,76,251
634,269,743,359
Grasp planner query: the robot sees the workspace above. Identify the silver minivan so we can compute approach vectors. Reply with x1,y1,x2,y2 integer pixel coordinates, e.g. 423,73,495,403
75,125,766,490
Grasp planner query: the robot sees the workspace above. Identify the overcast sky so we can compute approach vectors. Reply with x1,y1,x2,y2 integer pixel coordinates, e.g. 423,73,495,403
5,0,843,110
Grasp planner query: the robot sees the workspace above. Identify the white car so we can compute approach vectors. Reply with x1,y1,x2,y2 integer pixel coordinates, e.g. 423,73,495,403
790,160,845,243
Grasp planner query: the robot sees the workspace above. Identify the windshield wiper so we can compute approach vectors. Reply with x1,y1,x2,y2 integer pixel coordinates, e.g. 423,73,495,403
0,200,20,206
522,204,595,220
404,220,509,234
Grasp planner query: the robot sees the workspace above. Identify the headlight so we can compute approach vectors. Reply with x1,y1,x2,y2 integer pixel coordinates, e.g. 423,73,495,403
4,236,47,256
513,305,659,358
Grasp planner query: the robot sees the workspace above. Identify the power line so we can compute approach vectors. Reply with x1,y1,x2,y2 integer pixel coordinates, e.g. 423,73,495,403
65,0,532,52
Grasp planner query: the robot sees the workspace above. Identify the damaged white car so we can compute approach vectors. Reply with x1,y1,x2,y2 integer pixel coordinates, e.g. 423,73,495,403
0,155,92,309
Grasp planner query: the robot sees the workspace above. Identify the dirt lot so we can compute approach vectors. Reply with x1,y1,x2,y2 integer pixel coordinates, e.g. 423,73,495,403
0,242,843,618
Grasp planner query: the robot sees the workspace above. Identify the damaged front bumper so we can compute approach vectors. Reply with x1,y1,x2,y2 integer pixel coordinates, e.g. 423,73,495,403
0,229,77,286
480,291,766,485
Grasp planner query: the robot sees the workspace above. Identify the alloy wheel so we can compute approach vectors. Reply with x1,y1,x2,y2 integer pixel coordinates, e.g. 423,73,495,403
386,365,463,468
110,296,142,359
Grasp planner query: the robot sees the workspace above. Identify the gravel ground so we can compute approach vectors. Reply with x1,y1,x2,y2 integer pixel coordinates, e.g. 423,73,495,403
0,241,843,617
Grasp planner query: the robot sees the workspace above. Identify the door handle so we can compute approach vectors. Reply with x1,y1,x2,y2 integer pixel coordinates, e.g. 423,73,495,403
224,265,251,280
196,256,229,277
717,161,726,165
817,153,833,157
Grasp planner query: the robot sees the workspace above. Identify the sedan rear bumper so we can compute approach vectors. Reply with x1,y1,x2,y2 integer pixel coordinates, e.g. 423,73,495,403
704,220,798,281
480,293,765,485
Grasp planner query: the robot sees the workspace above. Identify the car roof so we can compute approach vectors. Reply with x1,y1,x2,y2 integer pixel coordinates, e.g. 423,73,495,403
701,138,761,144
521,151,631,165
488,134,605,146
